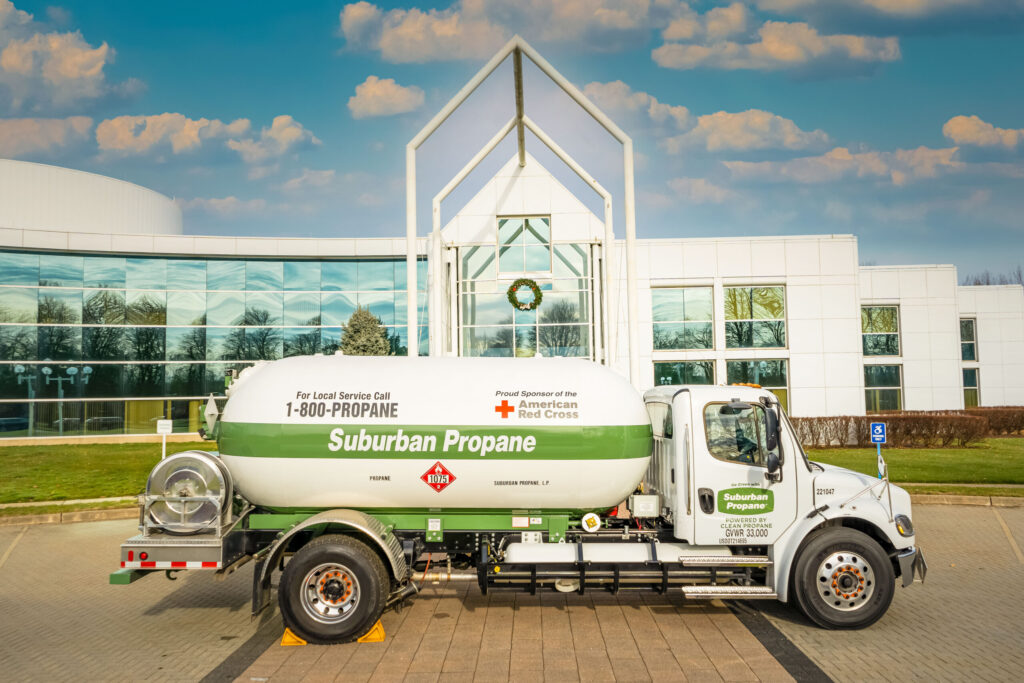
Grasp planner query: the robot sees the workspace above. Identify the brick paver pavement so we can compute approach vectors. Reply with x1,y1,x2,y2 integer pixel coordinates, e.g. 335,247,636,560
0,520,268,682
232,584,794,682
2,506,1021,682
756,505,1024,683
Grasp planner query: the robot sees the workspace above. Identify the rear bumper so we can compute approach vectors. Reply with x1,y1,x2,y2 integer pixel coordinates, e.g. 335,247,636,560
897,546,927,587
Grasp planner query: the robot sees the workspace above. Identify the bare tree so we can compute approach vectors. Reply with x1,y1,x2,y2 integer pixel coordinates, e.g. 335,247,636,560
961,266,1024,286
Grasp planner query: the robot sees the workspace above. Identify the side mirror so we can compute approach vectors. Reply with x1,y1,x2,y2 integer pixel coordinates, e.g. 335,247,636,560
765,452,780,475
764,407,780,452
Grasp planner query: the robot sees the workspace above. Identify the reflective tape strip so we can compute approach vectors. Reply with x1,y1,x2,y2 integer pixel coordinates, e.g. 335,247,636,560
120,561,221,569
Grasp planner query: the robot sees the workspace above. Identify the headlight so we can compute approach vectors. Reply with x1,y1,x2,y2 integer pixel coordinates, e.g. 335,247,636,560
146,451,232,535
894,514,914,537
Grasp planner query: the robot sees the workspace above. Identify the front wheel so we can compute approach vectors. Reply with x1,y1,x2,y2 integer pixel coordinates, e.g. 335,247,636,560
792,528,895,629
278,534,389,644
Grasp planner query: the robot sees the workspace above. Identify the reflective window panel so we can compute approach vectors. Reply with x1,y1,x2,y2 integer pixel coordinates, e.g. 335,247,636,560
126,258,167,290
167,260,206,290
0,287,38,323
83,326,126,360
84,256,126,288
206,260,245,291
246,261,283,291
0,252,39,285
38,289,81,324
166,291,206,326
284,261,321,291
83,290,126,325
207,291,244,326
126,291,166,325
166,327,206,361
653,361,715,385
39,254,83,287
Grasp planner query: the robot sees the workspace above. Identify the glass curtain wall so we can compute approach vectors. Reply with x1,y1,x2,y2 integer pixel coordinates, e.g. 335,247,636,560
0,250,428,438
724,286,786,348
460,217,593,358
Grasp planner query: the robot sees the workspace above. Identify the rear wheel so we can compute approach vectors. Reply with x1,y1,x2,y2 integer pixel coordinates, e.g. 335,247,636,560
792,528,894,629
278,534,389,644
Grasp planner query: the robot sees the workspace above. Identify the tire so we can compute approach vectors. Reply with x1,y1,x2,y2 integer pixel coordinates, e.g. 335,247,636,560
278,534,389,644
791,527,895,629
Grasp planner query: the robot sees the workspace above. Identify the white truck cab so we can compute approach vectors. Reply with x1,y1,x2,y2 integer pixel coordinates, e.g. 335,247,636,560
642,384,926,628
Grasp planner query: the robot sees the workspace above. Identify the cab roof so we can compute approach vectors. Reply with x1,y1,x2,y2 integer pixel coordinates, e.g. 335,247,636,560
644,384,777,406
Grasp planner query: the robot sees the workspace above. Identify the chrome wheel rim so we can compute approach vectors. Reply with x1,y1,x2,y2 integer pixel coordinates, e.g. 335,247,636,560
815,551,875,611
301,562,360,624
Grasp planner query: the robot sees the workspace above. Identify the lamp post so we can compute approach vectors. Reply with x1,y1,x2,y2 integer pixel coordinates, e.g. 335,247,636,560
14,364,36,437
41,365,91,436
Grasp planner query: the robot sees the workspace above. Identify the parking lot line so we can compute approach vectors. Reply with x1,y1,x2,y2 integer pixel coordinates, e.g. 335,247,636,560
992,508,1024,564
0,525,27,569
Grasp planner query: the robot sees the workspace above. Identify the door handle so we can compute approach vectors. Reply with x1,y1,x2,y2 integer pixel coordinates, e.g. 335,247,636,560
698,488,714,515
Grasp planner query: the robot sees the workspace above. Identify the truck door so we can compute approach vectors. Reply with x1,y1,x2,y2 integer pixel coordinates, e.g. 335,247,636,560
691,398,797,546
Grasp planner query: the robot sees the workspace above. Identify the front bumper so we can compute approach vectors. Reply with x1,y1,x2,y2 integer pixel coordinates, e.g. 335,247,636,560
897,546,927,587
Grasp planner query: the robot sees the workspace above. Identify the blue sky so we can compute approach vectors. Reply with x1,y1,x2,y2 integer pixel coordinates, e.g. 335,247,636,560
1,0,1022,277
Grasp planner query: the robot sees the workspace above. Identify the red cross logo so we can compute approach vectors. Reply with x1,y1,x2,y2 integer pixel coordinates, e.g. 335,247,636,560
495,400,515,418
421,462,456,492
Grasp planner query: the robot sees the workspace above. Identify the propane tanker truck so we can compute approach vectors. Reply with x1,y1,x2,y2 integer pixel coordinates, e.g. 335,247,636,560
111,356,926,643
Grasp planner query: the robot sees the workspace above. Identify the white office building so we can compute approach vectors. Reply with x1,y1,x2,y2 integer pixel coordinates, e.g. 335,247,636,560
0,39,1021,441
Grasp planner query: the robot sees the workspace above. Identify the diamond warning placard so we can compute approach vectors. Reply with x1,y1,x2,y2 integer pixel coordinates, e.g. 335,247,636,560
421,461,456,492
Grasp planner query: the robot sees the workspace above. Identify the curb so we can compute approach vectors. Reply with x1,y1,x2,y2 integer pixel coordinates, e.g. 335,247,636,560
0,507,137,527
911,494,1023,507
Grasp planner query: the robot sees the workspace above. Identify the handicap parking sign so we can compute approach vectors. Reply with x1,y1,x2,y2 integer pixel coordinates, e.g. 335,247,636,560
870,422,886,444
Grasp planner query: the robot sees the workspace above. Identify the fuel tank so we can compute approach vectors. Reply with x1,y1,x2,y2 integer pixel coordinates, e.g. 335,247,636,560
218,356,653,511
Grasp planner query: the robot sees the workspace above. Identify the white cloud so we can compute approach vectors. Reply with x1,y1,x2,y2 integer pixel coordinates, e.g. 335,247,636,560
653,20,900,71
177,196,268,217
582,80,689,130
282,168,336,192
725,145,961,185
0,115,90,156
339,1,505,62
247,164,279,180
348,75,425,119
96,113,250,154
666,177,736,203
224,115,321,163
943,115,1023,149
0,0,138,111
338,0,688,62
664,2,749,41
755,0,1011,18
662,109,829,153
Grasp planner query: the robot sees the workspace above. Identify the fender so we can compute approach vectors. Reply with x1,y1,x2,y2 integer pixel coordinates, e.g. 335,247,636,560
772,500,909,602
251,509,407,616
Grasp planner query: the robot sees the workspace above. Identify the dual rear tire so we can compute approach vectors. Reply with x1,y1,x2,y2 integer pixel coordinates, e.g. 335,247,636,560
278,534,389,644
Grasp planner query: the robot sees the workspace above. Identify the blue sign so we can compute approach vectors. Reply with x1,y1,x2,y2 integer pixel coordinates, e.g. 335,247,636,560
870,422,887,444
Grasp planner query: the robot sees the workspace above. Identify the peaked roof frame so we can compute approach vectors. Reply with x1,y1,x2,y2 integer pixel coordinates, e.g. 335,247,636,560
405,35,641,384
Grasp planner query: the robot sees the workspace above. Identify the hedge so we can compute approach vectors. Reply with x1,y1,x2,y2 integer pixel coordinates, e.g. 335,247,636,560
964,407,1024,435
791,413,988,448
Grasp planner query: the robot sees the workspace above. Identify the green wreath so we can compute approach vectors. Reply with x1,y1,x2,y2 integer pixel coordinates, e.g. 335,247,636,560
507,278,543,311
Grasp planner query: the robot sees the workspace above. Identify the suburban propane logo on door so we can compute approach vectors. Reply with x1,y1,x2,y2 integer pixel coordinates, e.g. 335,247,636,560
718,487,773,515
717,487,773,543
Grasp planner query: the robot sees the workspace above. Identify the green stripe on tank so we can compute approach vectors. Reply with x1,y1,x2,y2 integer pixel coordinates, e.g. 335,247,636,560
219,422,652,460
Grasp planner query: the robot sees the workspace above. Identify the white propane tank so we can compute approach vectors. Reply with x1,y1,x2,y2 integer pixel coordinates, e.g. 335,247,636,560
218,356,652,511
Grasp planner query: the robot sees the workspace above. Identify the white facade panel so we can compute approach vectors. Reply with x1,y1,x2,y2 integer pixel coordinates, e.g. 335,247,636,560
958,285,1024,406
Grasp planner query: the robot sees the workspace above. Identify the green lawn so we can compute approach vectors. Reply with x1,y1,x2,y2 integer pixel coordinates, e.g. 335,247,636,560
0,437,1021,506
806,438,1024,485
0,441,207,504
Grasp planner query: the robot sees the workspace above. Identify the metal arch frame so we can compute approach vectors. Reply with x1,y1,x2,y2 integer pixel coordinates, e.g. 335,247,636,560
406,35,641,384
429,116,617,364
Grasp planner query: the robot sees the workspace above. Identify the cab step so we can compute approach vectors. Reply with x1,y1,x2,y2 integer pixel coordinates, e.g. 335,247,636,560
682,585,776,599
679,556,772,567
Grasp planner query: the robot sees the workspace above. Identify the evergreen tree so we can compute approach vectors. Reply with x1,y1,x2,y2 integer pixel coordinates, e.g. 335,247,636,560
341,307,392,356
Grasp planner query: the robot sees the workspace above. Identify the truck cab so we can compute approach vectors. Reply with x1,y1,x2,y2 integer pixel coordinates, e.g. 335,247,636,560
642,383,926,628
